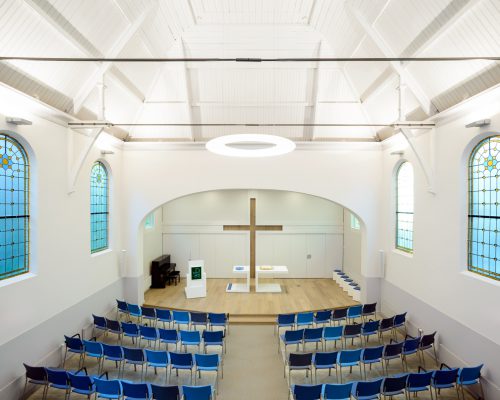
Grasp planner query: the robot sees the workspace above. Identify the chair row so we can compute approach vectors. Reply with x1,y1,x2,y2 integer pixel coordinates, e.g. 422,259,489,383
22,365,217,400
333,270,361,301
275,304,380,333
284,336,438,384
289,364,484,400
279,317,414,355
115,301,229,333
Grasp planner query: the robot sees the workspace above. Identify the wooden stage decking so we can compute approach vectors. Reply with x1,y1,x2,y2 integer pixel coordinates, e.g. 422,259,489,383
144,278,358,324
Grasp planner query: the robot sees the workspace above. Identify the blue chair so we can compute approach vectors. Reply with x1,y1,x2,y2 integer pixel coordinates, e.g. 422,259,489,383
290,384,323,400
159,328,179,351
312,352,337,383
116,299,129,320
381,374,408,398
190,312,209,331
94,377,123,399
141,306,157,327
458,364,484,400
419,331,438,367
296,312,314,329
21,364,47,400
382,342,404,375
122,347,146,379
45,368,70,399
402,337,421,370
180,330,201,352
68,370,97,398
343,324,362,347
121,322,140,346
361,320,380,345
139,325,159,349
156,309,173,329
151,383,180,400
322,382,354,400
145,349,169,381
208,313,228,334
323,326,343,349
122,381,151,400
181,385,213,400
361,303,377,321
173,311,190,330
194,354,221,392
275,313,296,335
431,367,459,399
352,378,383,400
102,344,124,377
285,353,313,383
280,329,304,354
314,310,332,327
378,317,395,342
82,339,104,373
127,303,143,322
360,346,384,379
303,328,323,351
202,330,225,354
347,305,362,323
106,318,123,342
92,315,108,337
337,349,362,383
393,312,407,337
331,308,348,326
406,370,434,398
169,352,194,384
63,334,84,368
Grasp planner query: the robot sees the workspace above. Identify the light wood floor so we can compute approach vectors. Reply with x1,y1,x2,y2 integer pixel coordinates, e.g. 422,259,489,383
144,278,358,322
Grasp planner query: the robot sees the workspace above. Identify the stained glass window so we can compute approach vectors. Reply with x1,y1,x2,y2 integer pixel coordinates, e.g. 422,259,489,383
90,161,108,253
350,214,360,230
144,212,155,229
396,162,414,252
0,134,29,280
468,136,500,280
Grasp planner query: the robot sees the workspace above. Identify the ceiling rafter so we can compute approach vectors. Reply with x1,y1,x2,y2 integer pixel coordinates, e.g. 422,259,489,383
181,39,200,141
303,41,322,141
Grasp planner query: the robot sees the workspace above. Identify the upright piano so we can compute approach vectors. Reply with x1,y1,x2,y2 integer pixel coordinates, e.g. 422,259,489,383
150,255,178,288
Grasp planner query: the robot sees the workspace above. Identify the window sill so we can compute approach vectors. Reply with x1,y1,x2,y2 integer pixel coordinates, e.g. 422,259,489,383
392,249,414,259
460,270,500,287
91,248,112,258
0,272,36,288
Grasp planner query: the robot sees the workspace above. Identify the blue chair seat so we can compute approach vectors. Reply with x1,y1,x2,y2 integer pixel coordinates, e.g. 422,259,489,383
407,386,429,393
339,361,359,367
432,382,455,389
343,278,353,282
458,378,479,385
349,282,358,286
197,366,218,372
354,287,361,290
173,364,192,370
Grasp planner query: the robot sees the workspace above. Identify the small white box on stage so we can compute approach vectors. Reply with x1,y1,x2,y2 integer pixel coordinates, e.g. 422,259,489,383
185,260,207,299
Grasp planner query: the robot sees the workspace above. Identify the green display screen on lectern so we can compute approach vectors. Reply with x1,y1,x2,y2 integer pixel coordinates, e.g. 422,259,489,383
191,266,202,280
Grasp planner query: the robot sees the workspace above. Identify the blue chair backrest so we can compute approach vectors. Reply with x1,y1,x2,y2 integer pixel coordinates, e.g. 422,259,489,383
145,349,168,365
151,384,180,400
420,331,436,348
278,313,296,325
156,309,172,321
315,310,332,321
159,328,179,341
93,314,107,328
94,378,122,396
362,345,384,361
324,326,343,339
208,313,227,324
338,349,362,364
347,305,362,317
122,381,150,398
23,364,47,381
344,323,361,336
459,364,483,382
297,312,314,324
202,330,224,343
173,310,190,323
106,319,121,332
46,368,68,385
121,322,139,335
304,327,323,339
362,303,377,315
433,368,459,385
68,372,93,391
285,329,304,342
195,353,219,368
139,325,158,338
116,300,128,312
394,312,407,326
289,353,313,367
292,384,323,400
64,335,83,351
190,312,208,323
355,379,383,397
170,352,193,367
403,338,420,353
141,306,156,318
380,317,394,330
83,340,103,355
103,343,123,359
180,330,201,342
314,351,338,366
384,342,404,357
123,347,144,362
362,320,380,333
127,303,142,316
182,385,212,400
323,382,353,399
332,308,348,319
407,371,433,389
382,375,408,394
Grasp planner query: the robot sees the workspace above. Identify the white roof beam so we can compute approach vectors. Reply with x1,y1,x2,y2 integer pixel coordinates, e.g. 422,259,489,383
303,42,322,141
181,40,199,142
360,66,395,103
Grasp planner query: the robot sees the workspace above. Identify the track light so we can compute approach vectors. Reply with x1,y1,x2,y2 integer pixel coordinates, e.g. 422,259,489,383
465,119,490,128
6,117,32,125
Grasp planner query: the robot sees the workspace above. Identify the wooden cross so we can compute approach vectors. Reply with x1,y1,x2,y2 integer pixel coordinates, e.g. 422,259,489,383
223,198,283,278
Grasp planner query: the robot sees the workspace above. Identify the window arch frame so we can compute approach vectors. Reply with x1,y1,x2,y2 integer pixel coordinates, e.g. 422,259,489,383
0,133,30,280
90,160,109,254
395,161,414,253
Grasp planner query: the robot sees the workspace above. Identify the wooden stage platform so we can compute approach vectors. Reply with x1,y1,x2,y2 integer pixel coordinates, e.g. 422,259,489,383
144,278,358,324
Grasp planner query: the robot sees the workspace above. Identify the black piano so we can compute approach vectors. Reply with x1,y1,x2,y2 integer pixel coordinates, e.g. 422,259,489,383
150,255,178,288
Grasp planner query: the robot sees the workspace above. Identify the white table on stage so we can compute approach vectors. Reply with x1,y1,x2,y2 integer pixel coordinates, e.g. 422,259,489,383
255,265,288,293
226,265,250,293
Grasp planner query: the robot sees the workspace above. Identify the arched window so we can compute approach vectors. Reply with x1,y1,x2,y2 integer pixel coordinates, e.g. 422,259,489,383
0,134,29,280
468,136,500,280
396,161,414,252
90,161,109,253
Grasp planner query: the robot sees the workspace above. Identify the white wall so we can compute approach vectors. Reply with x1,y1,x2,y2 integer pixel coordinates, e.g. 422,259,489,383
142,207,164,289
343,209,362,285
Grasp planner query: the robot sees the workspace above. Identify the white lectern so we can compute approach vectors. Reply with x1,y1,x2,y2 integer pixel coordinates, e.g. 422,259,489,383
184,260,207,299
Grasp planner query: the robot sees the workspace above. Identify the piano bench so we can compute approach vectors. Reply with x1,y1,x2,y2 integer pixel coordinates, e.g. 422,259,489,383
167,271,181,286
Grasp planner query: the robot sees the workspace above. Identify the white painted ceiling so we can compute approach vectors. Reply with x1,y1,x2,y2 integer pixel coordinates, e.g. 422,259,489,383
0,0,499,142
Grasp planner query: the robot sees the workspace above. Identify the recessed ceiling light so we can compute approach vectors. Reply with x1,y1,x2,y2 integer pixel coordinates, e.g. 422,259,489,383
206,134,296,158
